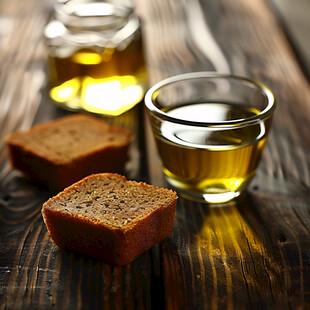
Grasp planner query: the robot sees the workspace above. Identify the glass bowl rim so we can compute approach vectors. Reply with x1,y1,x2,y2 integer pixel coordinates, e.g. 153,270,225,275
144,71,276,128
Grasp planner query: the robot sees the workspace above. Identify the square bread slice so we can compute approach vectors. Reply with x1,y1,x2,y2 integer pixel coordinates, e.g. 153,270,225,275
6,114,132,190
41,173,178,265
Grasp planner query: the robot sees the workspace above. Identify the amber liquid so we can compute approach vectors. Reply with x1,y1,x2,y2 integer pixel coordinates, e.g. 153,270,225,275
48,37,147,116
154,102,268,202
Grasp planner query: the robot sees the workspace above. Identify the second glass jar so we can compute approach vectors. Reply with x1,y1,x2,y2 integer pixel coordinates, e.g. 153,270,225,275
44,0,148,116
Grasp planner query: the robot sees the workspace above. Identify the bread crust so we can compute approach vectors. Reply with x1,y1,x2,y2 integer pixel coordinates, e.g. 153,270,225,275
42,173,177,265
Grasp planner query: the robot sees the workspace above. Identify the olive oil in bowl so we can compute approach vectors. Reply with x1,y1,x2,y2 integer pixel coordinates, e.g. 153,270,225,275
145,72,275,204
153,102,268,202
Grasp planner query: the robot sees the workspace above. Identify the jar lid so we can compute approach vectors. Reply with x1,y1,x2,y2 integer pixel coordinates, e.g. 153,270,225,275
44,0,140,52
55,0,133,31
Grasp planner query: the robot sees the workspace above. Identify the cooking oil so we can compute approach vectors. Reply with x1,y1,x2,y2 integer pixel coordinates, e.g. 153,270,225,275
44,0,147,116
153,102,268,196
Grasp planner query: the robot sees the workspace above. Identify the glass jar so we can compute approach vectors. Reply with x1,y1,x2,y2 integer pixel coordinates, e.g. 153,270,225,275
44,0,148,116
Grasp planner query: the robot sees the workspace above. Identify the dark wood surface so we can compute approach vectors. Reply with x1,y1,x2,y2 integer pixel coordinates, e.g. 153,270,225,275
1,0,310,309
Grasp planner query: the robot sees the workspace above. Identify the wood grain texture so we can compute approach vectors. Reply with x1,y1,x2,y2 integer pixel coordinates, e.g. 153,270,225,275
139,0,310,309
0,0,309,309
268,0,310,80
0,1,151,309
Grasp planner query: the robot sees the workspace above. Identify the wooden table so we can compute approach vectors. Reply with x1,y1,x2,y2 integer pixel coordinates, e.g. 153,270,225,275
1,0,310,309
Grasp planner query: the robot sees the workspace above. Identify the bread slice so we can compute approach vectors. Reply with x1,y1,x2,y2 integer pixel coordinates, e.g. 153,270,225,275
41,173,177,265
6,114,132,190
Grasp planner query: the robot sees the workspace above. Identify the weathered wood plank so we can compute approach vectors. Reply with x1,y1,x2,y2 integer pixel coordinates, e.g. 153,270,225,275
139,0,310,308
1,0,310,309
268,0,310,79
0,1,154,309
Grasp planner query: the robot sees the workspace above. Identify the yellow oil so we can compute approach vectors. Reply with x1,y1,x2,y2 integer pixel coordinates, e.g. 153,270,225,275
48,39,147,116
153,102,268,198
